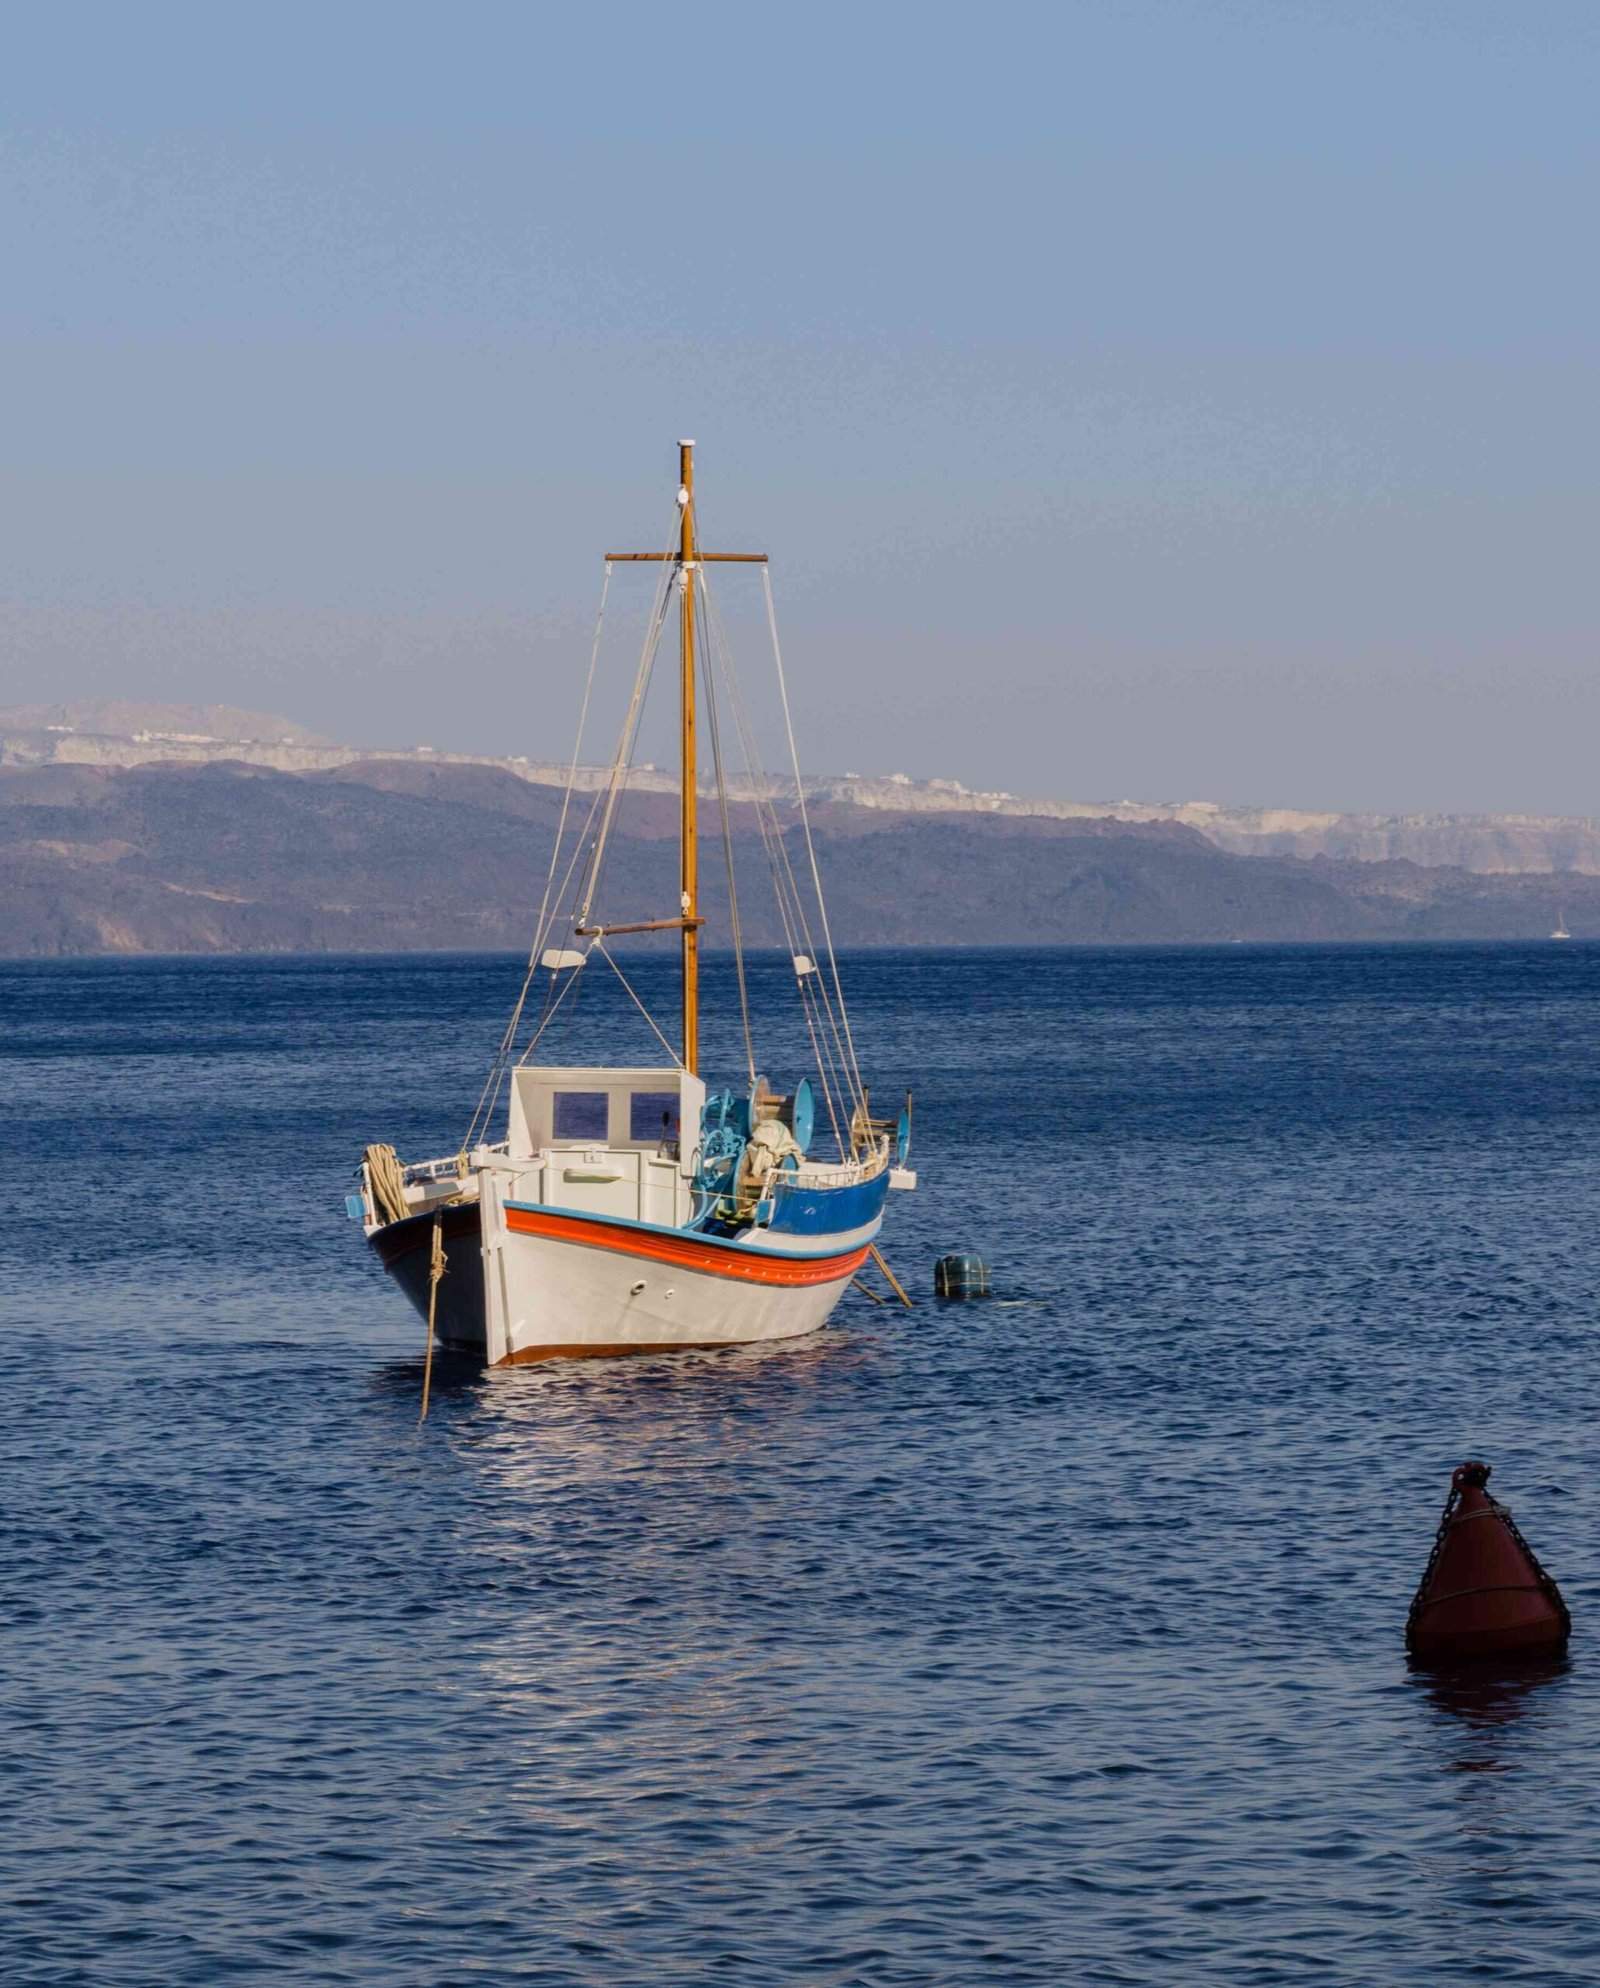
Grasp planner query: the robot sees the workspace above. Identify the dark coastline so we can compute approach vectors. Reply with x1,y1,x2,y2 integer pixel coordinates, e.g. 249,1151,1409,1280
2,758,1594,958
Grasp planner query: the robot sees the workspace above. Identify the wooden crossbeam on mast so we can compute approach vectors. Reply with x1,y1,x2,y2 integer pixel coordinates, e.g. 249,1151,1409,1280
605,442,767,1076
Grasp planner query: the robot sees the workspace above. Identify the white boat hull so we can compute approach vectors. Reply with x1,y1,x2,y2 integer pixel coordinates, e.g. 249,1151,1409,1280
479,1192,875,1365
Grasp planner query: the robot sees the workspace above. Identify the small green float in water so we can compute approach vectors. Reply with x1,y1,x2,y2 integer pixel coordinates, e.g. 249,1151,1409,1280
934,1253,992,1300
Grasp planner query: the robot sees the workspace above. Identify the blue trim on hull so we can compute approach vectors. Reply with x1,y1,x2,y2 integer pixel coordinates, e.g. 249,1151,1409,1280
766,1170,891,1237
506,1184,885,1258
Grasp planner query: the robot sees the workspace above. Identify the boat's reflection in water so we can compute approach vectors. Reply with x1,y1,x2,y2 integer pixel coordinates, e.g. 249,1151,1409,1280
389,1331,881,1850
368,1345,485,1409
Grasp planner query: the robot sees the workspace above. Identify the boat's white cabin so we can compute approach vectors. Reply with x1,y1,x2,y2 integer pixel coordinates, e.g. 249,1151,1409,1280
478,1065,706,1228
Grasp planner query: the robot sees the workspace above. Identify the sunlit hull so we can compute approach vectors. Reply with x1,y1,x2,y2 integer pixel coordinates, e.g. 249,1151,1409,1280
480,1200,877,1364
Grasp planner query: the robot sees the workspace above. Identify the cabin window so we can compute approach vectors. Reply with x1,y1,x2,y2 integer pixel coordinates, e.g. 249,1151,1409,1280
553,1091,609,1141
630,1091,680,1146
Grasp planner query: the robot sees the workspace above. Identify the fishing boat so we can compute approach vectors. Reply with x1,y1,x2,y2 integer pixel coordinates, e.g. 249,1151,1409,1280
350,442,916,1365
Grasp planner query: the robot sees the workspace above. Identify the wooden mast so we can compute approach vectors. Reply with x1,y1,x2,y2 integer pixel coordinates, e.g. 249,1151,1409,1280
603,444,768,1075
678,440,699,1073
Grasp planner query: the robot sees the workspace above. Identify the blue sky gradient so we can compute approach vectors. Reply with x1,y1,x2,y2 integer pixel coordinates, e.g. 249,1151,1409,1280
3,2,1597,811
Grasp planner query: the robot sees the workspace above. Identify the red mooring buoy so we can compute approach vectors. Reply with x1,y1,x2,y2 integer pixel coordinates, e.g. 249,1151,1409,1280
1406,1460,1570,1663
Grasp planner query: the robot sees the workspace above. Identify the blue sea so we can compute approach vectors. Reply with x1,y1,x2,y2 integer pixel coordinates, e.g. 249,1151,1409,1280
5,943,1600,1985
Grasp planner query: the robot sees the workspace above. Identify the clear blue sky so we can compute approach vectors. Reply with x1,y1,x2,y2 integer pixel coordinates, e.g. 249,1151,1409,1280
3,1,1596,813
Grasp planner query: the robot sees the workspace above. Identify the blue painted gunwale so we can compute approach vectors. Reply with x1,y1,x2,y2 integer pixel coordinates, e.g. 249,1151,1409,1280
766,1169,891,1237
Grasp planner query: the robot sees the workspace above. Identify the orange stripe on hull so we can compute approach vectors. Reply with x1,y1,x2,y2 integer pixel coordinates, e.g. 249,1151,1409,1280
504,1206,870,1287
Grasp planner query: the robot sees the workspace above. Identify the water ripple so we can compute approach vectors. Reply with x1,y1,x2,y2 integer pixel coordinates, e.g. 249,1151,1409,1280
4,944,1600,1983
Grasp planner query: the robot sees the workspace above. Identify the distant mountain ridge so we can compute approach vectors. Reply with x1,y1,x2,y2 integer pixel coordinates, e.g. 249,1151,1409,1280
1,756,1591,958
2,699,1597,878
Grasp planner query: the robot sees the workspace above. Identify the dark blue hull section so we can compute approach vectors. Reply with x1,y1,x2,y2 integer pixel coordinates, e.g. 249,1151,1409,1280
368,1201,485,1349
766,1169,890,1238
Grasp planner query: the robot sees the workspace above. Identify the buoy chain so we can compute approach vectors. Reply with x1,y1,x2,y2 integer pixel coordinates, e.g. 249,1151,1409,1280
1404,1482,1462,1647
1405,1479,1571,1651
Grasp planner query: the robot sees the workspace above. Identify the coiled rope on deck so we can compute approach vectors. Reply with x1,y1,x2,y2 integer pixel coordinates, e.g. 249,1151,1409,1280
363,1143,410,1227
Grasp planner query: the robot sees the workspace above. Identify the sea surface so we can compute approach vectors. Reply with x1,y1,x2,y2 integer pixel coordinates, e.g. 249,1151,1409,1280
5,942,1600,1985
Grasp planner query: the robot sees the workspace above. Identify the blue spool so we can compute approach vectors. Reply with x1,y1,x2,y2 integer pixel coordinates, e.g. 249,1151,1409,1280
787,1076,816,1154
934,1253,992,1300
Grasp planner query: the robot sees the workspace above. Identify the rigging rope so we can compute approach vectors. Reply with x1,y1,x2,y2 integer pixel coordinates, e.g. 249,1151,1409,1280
595,941,684,1066
457,494,872,1162
465,498,681,1144
763,562,868,1107
698,585,843,1147
576,510,680,929
699,567,861,1152
514,942,592,1063
695,564,756,1084
464,560,614,1151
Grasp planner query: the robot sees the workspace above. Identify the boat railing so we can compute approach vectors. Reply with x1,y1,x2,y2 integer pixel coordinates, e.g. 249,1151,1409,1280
352,1146,492,1232
403,1151,479,1186
794,1137,893,1190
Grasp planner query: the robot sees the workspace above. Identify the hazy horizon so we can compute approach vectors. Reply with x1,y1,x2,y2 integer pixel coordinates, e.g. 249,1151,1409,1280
4,3,1598,818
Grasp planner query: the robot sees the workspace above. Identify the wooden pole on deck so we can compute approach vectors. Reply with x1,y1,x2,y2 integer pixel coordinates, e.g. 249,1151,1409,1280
678,441,699,1074
603,445,770,1076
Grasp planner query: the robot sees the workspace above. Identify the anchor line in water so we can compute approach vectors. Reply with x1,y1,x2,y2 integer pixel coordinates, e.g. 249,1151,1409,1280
418,1217,446,1425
